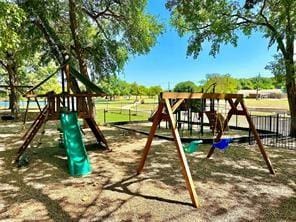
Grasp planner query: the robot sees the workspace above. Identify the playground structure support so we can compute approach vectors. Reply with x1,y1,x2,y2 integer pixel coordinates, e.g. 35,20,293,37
137,92,275,208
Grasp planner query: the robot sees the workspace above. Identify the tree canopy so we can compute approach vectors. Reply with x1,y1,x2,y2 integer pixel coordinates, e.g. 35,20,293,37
202,74,239,93
0,0,163,113
174,81,200,92
167,0,296,136
18,0,163,80
98,76,162,100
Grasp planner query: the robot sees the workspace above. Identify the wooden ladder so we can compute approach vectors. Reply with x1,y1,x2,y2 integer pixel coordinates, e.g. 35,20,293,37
16,105,49,162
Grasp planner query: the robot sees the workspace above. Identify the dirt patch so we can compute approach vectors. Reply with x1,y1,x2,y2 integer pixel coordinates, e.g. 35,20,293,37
0,120,295,221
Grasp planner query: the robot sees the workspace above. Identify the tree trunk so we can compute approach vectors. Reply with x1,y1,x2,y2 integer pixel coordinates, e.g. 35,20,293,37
284,4,296,137
7,59,19,115
285,58,296,137
69,0,88,80
69,0,94,127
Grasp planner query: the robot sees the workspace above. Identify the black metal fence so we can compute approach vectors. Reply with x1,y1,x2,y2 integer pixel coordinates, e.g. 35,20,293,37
98,108,153,124
250,114,296,149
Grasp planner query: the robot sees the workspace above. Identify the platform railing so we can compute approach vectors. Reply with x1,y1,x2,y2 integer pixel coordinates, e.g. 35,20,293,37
46,93,97,119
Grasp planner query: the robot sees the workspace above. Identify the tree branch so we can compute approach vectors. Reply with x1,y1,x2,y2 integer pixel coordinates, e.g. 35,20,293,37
234,11,287,55
0,60,8,70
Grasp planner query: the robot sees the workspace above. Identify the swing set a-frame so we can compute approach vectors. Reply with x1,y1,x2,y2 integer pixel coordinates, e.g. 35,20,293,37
137,92,275,208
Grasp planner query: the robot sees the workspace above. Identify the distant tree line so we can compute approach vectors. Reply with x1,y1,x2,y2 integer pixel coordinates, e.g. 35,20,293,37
173,74,285,93
98,76,162,100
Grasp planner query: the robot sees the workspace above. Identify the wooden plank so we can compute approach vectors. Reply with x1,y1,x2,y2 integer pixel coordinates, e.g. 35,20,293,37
85,118,109,149
161,92,243,100
164,99,199,208
65,64,71,93
228,98,240,110
23,98,30,125
240,100,275,174
24,64,66,96
34,97,42,112
137,102,164,174
171,98,185,113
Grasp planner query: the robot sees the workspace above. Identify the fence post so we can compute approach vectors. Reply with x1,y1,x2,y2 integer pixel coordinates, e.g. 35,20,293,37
269,115,272,132
248,125,252,145
276,113,279,143
129,109,131,122
136,105,138,116
248,115,253,145
104,109,106,124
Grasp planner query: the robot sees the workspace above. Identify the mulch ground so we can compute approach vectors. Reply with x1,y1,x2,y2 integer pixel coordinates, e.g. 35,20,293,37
0,119,295,221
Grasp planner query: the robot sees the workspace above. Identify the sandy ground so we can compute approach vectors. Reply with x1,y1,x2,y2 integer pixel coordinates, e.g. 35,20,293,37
0,119,295,221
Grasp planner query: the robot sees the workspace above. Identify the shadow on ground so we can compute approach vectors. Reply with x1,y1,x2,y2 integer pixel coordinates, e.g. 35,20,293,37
0,120,295,221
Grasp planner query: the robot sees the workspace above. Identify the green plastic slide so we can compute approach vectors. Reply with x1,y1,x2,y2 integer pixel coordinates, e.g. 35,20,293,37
60,112,91,176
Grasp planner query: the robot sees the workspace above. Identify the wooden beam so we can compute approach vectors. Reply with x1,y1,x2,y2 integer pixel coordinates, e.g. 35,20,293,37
228,97,240,110
0,85,33,88
65,64,71,93
161,92,243,100
240,100,275,174
164,99,199,208
26,93,105,98
137,102,164,174
24,64,66,96
171,98,185,113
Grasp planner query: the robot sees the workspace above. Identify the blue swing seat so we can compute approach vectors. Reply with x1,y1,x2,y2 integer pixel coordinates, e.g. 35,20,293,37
183,140,203,153
213,138,232,150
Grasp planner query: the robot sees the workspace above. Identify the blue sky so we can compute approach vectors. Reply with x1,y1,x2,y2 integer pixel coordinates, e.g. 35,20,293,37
122,0,277,90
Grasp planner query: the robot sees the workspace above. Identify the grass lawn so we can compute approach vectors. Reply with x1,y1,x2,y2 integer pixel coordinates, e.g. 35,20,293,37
95,109,152,124
245,98,289,109
93,98,290,124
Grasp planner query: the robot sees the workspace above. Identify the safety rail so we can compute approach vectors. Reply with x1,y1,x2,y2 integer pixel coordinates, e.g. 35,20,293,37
46,93,99,120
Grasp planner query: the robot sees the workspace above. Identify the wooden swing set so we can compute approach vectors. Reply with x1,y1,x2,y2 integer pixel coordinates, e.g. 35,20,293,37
137,92,275,208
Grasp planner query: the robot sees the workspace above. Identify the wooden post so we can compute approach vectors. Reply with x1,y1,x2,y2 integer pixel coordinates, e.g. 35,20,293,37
240,100,275,174
137,92,275,209
65,64,71,93
61,68,65,94
137,102,164,174
164,99,199,207
23,97,30,126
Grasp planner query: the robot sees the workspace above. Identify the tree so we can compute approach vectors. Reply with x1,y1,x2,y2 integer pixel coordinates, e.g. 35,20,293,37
167,0,296,136
98,75,122,100
18,0,162,93
202,74,239,93
0,2,54,114
117,79,131,97
147,85,162,97
21,59,61,95
0,2,26,114
265,54,286,90
174,81,199,92
129,82,148,100
238,78,254,89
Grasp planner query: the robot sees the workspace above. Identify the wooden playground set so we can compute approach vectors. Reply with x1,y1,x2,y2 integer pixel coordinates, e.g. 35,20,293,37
137,92,275,207
9,67,275,207
15,63,110,174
